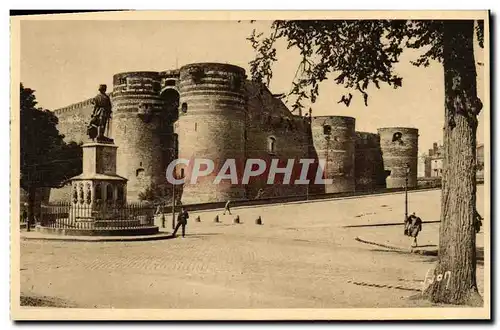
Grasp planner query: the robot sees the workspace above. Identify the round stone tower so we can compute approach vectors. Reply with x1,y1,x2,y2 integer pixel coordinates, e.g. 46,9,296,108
311,116,356,193
176,63,247,204
111,71,167,201
377,127,419,188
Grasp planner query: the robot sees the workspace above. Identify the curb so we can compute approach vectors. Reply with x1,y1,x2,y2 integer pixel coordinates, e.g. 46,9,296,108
189,187,443,215
354,236,438,256
20,232,174,242
344,220,440,228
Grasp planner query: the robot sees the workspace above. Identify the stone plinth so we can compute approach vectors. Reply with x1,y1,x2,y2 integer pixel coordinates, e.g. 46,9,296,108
69,142,128,223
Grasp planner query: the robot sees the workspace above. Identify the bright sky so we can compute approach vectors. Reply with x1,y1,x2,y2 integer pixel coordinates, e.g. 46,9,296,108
20,19,486,154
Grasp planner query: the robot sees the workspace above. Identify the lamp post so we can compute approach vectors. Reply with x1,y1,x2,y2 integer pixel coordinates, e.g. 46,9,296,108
171,133,177,230
404,163,410,223
325,133,330,195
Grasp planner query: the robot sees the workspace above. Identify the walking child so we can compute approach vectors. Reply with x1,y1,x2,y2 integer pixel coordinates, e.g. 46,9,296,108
223,200,232,215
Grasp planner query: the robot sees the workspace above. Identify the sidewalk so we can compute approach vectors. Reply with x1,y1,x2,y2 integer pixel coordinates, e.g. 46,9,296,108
353,221,485,256
20,228,174,242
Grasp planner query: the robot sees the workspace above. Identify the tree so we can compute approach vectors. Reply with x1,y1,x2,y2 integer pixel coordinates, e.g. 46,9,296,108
138,182,172,206
248,19,485,306
20,84,83,229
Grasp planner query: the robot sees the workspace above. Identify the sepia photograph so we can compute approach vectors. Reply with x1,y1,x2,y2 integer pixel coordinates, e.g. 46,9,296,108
10,10,490,320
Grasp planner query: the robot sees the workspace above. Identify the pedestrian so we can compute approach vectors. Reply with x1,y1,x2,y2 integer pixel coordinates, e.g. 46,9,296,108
404,212,416,236
155,204,165,228
474,209,483,233
172,207,189,238
407,213,423,248
255,189,264,200
223,200,232,215
21,203,28,224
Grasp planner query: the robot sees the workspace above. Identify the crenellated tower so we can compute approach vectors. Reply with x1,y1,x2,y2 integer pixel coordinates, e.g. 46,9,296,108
176,63,248,204
310,116,356,193
111,71,170,201
377,127,419,188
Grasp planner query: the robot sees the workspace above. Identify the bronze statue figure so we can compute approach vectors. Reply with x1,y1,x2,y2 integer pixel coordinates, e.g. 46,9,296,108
87,84,113,142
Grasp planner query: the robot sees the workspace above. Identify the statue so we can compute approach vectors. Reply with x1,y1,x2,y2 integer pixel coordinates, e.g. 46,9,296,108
87,84,113,143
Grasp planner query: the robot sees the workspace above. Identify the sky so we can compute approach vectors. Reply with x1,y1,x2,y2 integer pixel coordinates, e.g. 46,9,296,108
20,19,486,154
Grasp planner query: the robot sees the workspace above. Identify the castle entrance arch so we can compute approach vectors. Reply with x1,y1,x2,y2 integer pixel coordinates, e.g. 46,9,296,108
160,87,180,122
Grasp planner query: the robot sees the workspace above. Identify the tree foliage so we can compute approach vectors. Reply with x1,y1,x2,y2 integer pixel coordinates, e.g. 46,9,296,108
248,19,486,306
248,20,483,111
20,84,82,191
138,182,172,206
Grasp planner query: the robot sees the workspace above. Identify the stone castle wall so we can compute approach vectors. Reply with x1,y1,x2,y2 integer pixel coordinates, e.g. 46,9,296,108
53,98,95,143
244,81,310,200
354,132,386,191
51,99,96,202
49,62,418,203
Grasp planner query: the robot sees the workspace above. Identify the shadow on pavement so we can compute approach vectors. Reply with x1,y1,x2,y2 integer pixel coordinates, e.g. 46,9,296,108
182,233,221,238
345,220,440,228
20,294,78,308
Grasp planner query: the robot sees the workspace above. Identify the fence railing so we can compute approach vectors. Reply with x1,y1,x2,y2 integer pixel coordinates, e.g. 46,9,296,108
39,202,156,230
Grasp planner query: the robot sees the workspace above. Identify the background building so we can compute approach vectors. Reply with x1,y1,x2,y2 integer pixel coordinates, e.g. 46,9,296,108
418,142,484,181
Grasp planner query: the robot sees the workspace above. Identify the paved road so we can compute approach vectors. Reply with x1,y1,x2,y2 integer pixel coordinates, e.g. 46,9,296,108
20,188,486,308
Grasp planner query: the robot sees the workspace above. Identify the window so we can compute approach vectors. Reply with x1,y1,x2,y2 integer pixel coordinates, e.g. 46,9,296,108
164,79,176,87
267,136,276,154
117,185,124,201
181,102,188,113
72,185,78,203
93,184,101,200
392,132,404,144
323,125,332,135
105,184,114,201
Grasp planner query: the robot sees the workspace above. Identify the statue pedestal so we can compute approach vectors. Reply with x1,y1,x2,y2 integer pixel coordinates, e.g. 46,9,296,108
68,142,128,224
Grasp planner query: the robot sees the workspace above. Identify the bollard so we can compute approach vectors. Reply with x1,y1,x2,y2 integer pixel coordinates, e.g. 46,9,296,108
233,215,240,224
195,216,201,222
255,216,262,225
214,215,220,223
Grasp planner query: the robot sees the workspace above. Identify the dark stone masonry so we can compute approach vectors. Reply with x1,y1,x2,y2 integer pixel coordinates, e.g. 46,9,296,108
50,62,419,204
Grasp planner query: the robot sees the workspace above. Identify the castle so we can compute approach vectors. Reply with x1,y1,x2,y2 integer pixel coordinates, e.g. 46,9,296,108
50,62,419,205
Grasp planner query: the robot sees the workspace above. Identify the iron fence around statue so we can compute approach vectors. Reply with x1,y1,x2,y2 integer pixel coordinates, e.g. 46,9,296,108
39,202,156,230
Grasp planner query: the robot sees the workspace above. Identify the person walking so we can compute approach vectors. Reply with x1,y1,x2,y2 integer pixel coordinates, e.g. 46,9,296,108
172,207,189,238
474,209,483,233
155,204,165,228
21,203,28,225
255,189,264,200
404,212,416,236
223,200,232,215
407,213,423,249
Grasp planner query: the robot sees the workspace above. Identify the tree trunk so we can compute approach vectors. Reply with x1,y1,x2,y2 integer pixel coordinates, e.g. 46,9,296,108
27,186,36,232
424,20,483,306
